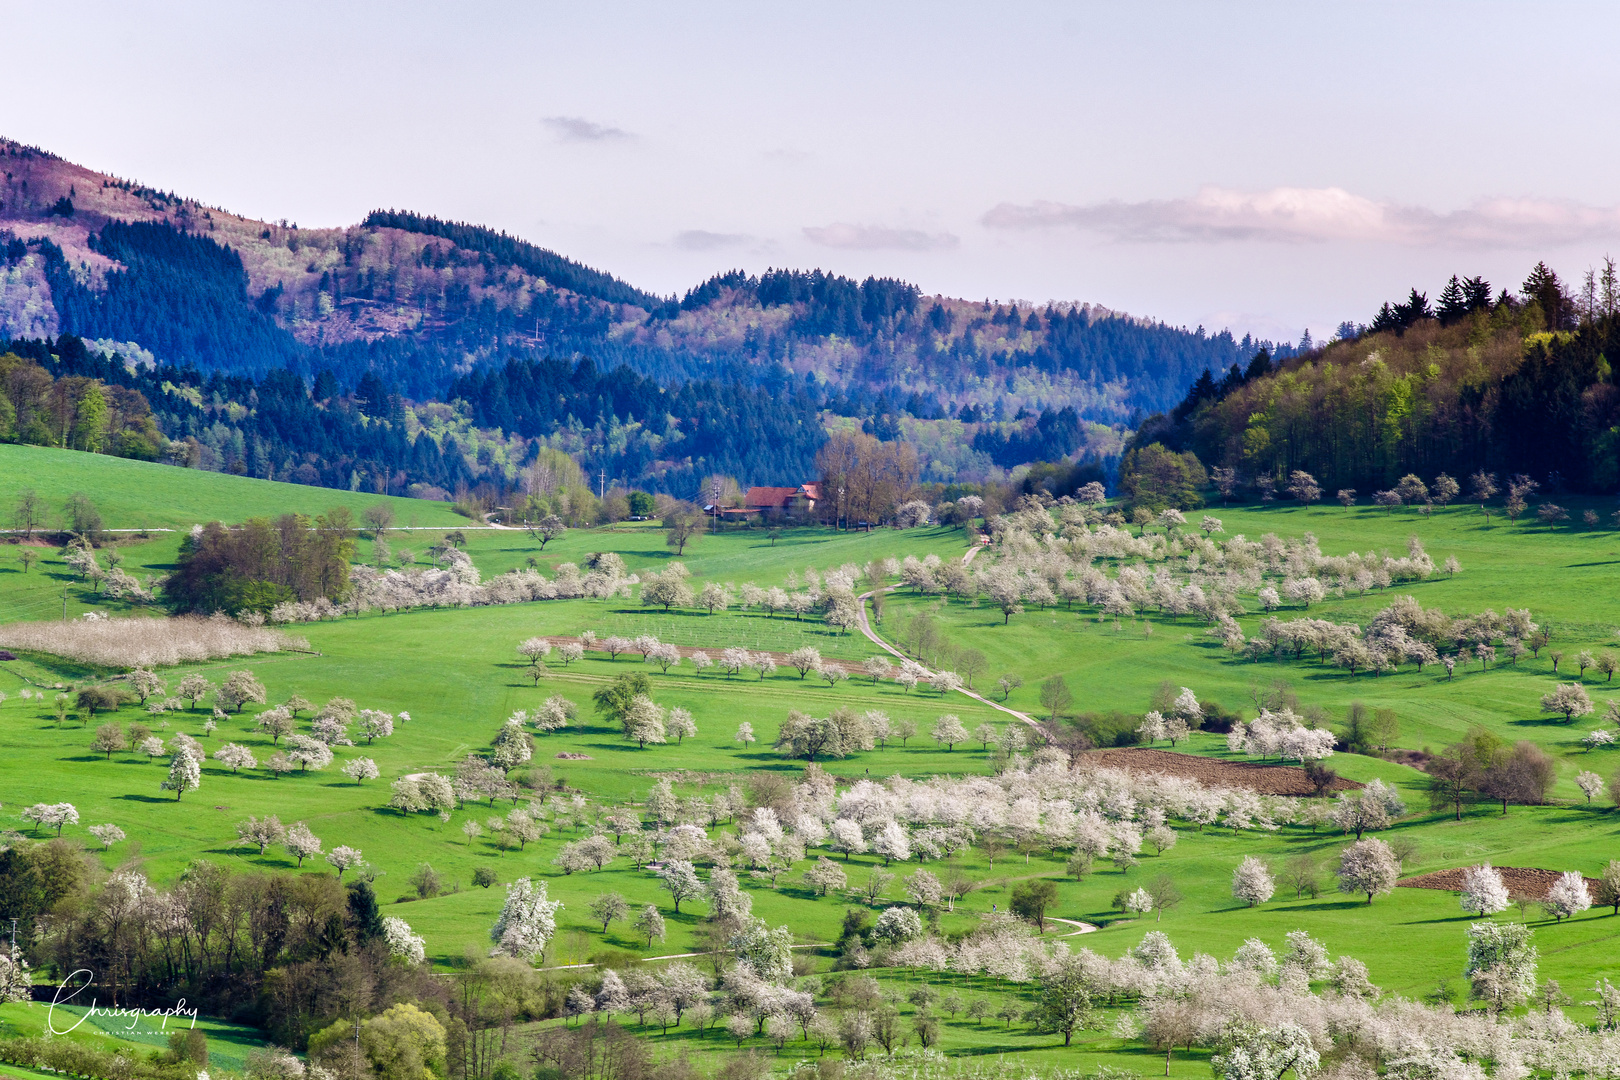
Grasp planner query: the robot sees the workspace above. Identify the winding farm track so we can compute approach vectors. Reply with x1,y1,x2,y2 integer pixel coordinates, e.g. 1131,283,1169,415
855,541,1046,734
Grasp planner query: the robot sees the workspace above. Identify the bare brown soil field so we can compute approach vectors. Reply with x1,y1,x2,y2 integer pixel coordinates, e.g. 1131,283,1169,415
1078,747,1364,795
1399,866,1599,899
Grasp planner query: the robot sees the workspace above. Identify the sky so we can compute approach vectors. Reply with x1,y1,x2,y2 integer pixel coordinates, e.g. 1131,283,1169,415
6,1,1620,343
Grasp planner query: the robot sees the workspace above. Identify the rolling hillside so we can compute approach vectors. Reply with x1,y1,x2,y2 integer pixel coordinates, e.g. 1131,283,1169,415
0,138,1296,426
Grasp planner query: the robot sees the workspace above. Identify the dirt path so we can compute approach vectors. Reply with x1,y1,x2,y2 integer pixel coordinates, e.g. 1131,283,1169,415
855,542,1045,732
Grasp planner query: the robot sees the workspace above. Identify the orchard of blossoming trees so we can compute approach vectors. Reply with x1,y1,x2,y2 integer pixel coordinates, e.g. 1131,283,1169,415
14,453,1620,1080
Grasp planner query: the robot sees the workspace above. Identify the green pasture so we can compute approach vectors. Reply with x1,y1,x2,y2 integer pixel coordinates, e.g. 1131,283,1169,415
0,443,465,534
5,454,1620,1067
894,499,1620,796
0,999,269,1072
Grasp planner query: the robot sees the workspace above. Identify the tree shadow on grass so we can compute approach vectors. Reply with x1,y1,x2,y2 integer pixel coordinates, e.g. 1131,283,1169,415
1283,899,1368,912
115,793,174,803
1508,716,1577,729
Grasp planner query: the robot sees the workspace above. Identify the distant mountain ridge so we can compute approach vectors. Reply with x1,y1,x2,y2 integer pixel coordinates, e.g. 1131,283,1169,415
0,137,1292,420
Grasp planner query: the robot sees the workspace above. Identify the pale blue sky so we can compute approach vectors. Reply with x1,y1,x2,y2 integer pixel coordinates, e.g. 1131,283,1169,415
6,1,1619,341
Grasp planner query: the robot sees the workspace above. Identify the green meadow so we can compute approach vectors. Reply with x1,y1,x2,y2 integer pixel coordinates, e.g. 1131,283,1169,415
4,445,1620,1069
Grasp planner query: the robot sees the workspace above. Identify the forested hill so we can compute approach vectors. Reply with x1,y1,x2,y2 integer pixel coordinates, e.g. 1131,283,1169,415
0,138,1295,425
1128,264,1620,497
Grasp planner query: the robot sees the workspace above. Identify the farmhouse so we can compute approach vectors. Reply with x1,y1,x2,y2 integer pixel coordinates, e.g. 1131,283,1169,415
707,482,822,519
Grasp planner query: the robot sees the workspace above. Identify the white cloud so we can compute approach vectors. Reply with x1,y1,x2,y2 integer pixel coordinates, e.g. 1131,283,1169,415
802,222,958,252
982,186,1620,247
673,229,753,251
542,116,634,142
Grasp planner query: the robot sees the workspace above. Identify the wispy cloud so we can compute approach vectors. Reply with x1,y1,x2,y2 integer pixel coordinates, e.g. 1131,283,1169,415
802,222,958,252
762,147,811,164
983,186,1620,247
543,116,634,142
673,230,753,252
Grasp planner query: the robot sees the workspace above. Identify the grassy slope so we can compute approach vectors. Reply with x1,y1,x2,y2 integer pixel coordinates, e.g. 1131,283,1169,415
6,458,1620,1065
938,500,1620,798
0,444,466,623
0,444,466,533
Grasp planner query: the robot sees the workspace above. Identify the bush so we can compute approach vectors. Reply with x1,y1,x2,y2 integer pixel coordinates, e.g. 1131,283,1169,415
76,685,132,715
1197,699,1242,734
1067,711,1141,747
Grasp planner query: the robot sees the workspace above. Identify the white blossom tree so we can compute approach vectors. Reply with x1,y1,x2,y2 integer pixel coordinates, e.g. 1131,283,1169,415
1336,838,1399,903
1173,687,1202,727
1465,921,1537,1014
872,821,912,865
1210,1021,1320,1080
87,823,125,849
1232,856,1275,907
729,918,795,983
1577,770,1607,803
213,742,257,772
667,707,697,743
0,948,32,1004
518,637,553,664
326,845,364,880
803,857,848,896
931,714,969,751
647,642,682,673
624,695,668,748
872,906,922,944
829,819,867,860
176,674,212,709
237,815,286,854
342,757,380,784
381,916,426,964
704,867,752,922
284,734,334,773
161,750,201,800
1543,871,1593,921
534,695,577,733
788,646,822,679
1137,710,1166,745
1542,682,1594,723
490,877,563,960
658,860,705,914
734,722,756,748
1460,863,1511,915
357,710,395,744
284,822,322,866
635,904,666,946
216,670,267,713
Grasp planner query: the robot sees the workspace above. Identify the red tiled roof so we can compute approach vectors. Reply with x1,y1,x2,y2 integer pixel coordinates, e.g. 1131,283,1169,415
745,486,802,509
800,482,823,500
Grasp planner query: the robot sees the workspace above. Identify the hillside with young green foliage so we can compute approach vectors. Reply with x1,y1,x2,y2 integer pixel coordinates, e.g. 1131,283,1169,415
1128,262,1620,499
